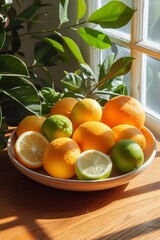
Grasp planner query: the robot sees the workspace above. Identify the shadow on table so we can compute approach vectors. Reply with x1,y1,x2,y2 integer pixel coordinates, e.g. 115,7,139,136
1,149,160,240
96,217,160,240
156,150,160,157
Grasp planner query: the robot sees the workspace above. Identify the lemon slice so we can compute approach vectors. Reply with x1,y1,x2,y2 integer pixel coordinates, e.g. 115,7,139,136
75,150,112,180
14,131,49,169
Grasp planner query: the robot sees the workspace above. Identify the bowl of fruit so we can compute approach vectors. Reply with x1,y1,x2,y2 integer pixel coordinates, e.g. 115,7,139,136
7,96,157,191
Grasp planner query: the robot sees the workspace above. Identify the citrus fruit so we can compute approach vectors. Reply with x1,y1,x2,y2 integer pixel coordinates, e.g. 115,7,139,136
41,114,73,142
71,98,102,129
50,97,78,120
16,115,47,137
102,95,145,129
110,139,144,173
72,121,115,154
75,150,112,180
43,137,81,179
14,131,49,169
112,124,146,149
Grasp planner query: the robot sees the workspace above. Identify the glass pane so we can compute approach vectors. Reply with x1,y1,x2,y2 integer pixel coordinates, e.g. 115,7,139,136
146,56,160,118
102,44,131,94
147,0,160,45
101,0,133,37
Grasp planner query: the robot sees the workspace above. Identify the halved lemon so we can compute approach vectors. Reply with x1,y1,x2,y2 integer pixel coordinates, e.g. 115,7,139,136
75,150,112,180
14,131,49,169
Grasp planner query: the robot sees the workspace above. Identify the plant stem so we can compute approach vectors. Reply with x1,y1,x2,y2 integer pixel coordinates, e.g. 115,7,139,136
19,20,87,39
87,75,109,97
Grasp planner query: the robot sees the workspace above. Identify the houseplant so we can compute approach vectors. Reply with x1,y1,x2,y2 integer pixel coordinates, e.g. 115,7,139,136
0,0,135,150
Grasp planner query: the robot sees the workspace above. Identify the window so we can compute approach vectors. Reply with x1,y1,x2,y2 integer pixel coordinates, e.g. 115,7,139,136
88,0,160,135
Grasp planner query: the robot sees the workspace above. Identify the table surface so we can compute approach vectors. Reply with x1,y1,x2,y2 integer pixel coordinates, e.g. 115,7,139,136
0,131,160,240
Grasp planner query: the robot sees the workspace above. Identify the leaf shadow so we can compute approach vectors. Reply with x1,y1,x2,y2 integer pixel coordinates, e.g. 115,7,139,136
1,149,160,240
96,217,160,240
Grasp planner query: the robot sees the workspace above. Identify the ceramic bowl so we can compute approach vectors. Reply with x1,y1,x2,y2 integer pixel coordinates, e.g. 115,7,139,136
7,126,156,191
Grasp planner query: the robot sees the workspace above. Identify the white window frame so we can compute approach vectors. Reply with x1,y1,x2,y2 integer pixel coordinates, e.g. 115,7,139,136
87,0,160,136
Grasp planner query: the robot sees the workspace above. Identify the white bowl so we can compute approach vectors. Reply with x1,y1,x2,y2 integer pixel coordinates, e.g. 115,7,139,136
7,127,156,191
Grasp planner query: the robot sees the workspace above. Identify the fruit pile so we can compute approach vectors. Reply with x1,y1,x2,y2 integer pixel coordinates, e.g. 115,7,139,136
14,95,146,180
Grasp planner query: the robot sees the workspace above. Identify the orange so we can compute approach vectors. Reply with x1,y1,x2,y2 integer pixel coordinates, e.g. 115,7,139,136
72,121,115,154
102,95,145,129
50,97,78,120
14,131,49,169
16,115,47,137
71,98,102,129
43,137,81,179
112,124,146,149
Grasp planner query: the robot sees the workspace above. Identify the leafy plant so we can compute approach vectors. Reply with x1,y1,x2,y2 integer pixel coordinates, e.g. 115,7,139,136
0,0,135,150
41,53,133,115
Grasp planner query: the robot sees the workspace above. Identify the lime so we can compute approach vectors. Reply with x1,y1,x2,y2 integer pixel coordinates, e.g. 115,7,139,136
41,114,73,142
75,150,112,180
110,139,144,173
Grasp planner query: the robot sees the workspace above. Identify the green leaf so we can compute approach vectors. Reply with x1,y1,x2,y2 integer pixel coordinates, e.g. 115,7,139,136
17,3,39,20
59,0,69,27
77,0,86,21
44,38,65,54
35,66,53,88
88,1,135,28
79,63,96,81
0,23,6,49
7,2,48,30
61,72,87,95
98,54,116,81
0,76,41,116
35,35,65,66
40,87,61,115
62,36,85,63
98,57,134,87
43,37,70,63
61,73,82,92
0,54,29,77
107,57,134,78
77,27,111,49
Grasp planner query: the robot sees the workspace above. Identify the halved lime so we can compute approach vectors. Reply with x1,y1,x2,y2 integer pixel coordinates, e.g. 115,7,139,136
75,150,112,180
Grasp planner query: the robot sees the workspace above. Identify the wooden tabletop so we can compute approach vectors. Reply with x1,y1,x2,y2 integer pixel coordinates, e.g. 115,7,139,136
0,134,160,240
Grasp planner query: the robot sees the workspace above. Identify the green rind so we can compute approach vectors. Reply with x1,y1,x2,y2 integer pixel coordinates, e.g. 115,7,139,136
110,139,144,173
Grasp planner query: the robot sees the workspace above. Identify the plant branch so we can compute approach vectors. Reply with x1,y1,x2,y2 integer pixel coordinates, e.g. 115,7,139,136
87,75,110,97
19,20,87,39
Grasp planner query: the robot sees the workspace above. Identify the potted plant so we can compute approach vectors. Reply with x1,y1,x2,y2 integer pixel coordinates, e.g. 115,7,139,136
0,0,135,151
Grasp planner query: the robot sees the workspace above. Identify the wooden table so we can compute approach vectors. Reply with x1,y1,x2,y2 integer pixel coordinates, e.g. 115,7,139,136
0,134,160,240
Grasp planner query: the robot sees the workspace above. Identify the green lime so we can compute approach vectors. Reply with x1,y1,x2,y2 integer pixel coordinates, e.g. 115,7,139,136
110,139,144,173
41,114,73,142
75,150,112,180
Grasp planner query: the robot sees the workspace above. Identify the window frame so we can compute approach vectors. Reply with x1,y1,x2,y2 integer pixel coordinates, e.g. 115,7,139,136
87,0,160,136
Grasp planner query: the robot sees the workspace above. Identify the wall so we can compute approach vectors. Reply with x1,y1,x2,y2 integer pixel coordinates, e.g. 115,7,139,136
14,0,90,90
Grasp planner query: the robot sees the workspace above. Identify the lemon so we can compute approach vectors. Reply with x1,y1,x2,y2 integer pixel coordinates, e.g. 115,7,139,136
110,139,144,173
14,131,49,169
71,98,102,129
75,150,112,180
41,114,73,142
